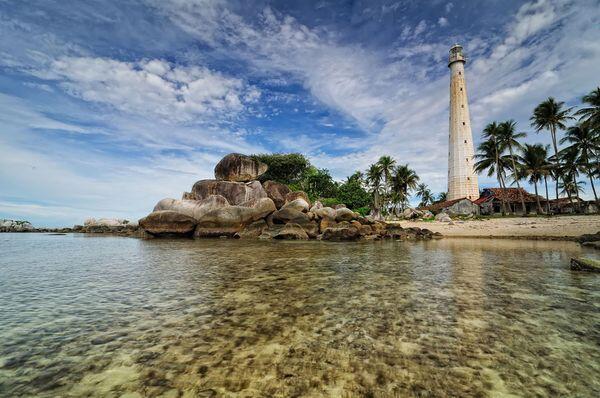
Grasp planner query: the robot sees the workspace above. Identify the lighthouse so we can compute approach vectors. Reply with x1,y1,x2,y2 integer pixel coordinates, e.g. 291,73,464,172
447,44,479,201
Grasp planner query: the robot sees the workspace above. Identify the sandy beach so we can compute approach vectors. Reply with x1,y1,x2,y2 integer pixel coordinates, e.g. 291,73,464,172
400,215,600,240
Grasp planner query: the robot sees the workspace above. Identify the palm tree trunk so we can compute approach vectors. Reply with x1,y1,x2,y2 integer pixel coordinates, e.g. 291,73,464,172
533,180,542,214
509,145,527,214
550,126,560,200
544,175,551,215
575,179,582,213
494,147,507,216
588,173,598,203
498,172,512,214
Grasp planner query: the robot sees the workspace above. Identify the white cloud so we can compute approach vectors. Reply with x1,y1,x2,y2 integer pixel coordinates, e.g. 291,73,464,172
41,57,258,122
438,17,449,27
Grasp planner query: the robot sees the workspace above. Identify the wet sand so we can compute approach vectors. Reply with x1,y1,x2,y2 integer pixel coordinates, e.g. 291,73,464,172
401,215,600,240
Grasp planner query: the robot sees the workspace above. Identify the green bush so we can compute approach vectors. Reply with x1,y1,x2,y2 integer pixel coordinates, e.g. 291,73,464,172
355,206,370,216
320,198,341,207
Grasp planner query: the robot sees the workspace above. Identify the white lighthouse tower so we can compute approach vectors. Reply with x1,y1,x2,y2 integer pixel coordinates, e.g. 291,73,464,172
447,44,479,201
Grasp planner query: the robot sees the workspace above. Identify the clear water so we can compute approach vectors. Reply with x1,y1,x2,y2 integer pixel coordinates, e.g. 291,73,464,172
0,234,599,397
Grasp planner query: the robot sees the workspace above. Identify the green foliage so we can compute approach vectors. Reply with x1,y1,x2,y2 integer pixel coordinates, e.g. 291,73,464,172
336,177,371,210
299,167,339,201
355,206,370,216
251,153,310,185
320,197,341,207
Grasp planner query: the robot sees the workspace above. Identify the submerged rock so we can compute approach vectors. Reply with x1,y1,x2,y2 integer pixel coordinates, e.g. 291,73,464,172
570,258,600,272
139,211,197,236
321,224,360,241
214,153,268,182
273,223,309,240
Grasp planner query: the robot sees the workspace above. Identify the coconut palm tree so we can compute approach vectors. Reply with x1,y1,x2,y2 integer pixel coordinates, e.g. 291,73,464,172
560,124,599,203
530,97,573,199
557,150,582,212
366,163,384,219
376,155,396,210
519,144,549,214
415,183,434,207
391,164,420,212
436,192,447,203
474,122,513,214
575,87,600,129
497,120,527,214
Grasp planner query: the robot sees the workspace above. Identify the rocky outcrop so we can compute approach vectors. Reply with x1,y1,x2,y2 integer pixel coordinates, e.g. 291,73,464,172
435,212,452,222
139,211,197,236
0,219,34,232
262,180,291,209
191,180,266,206
214,153,268,182
445,199,480,216
137,153,443,242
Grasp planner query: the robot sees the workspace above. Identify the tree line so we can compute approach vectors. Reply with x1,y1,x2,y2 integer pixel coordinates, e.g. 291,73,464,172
474,86,599,214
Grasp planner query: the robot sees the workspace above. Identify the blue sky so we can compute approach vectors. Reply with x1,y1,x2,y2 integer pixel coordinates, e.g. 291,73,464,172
1,0,599,226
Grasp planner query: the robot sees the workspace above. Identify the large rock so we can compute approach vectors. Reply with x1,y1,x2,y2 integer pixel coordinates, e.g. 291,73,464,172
402,208,423,220
154,195,230,220
435,212,452,223
314,207,336,220
335,207,356,222
234,220,268,239
288,216,319,238
139,211,197,236
321,224,360,241
281,198,310,213
194,198,276,237
214,153,268,182
271,207,309,224
285,191,310,207
273,223,309,240
445,199,480,216
191,180,267,205
262,181,291,209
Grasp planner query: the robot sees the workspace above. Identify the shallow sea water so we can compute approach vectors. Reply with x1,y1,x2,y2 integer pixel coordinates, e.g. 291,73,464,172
0,233,599,397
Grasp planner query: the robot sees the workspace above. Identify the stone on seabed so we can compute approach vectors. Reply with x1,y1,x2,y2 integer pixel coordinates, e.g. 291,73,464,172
570,258,600,272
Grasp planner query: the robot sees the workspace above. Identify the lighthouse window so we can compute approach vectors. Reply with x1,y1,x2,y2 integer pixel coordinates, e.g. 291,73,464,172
461,105,464,108
460,88,463,91
464,140,467,143
458,71,461,75
467,177,470,181
462,122,465,125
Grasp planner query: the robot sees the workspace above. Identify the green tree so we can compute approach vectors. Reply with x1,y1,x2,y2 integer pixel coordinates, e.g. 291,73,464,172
376,155,396,210
530,97,573,199
297,167,338,201
560,124,599,203
519,144,549,214
575,87,600,129
390,164,419,213
475,122,513,214
251,153,310,185
436,192,447,203
366,163,384,219
415,183,434,207
497,120,527,213
337,173,371,210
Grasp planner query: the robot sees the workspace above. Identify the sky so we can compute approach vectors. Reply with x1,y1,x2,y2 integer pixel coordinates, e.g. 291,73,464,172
1,0,599,226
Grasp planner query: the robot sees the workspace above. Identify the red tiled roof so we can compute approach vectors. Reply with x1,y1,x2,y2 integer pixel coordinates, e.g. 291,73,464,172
480,188,544,203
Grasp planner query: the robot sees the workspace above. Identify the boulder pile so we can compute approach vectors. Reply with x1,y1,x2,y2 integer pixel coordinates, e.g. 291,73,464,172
138,153,442,241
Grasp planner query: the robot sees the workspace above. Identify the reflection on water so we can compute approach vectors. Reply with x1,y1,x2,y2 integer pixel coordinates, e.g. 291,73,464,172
0,234,598,397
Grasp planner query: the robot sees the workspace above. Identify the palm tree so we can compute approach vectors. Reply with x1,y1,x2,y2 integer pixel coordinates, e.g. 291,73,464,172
415,183,434,207
560,124,599,203
531,97,573,199
391,164,420,212
376,155,396,210
575,87,600,129
474,122,513,214
497,120,527,214
557,150,582,212
436,192,447,203
519,144,548,214
366,163,384,219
